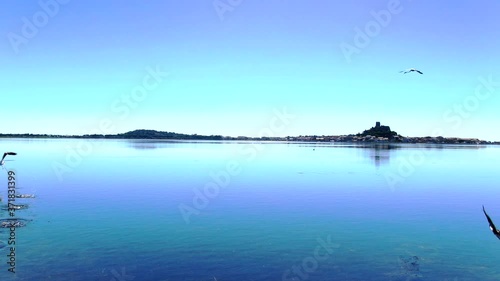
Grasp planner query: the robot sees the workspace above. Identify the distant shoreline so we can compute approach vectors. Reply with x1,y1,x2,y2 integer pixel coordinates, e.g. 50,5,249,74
0,130,498,145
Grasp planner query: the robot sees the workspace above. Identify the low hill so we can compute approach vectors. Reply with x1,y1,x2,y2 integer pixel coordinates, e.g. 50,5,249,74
115,129,223,140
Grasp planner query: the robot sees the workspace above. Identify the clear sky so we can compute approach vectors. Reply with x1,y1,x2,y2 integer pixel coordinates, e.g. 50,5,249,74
2,0,500,140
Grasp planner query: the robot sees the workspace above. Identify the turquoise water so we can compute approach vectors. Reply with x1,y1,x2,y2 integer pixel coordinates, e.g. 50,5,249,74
0,139,500,280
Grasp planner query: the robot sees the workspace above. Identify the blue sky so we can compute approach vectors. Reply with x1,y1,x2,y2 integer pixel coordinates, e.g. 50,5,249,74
1,0,500,140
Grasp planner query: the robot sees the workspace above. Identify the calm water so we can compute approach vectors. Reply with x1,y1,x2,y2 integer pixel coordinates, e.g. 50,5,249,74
0,139,500,281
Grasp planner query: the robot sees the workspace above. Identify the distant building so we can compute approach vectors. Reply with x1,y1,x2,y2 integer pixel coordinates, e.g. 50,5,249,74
375,122,380,128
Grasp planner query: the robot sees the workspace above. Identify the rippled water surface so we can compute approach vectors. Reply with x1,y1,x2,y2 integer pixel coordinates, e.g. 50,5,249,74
0,139,500,280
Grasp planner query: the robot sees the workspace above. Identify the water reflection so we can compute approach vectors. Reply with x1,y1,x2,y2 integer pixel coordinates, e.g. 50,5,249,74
125,139,238,150
294,142,398,167
125,139,184,150
362,144,398,167
127,140,161,150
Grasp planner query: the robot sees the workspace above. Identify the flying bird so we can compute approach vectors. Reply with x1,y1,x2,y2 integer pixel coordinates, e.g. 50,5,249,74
400,68,423,74
482,205,500,239
0,152,16,165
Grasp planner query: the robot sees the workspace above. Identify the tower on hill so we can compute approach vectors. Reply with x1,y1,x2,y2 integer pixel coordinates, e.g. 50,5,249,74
361,122,397,138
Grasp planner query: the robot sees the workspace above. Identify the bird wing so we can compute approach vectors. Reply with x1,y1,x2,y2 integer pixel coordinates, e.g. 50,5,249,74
416,70,423,74
6,152,16,156
483,206,500,233
0,153,7,163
